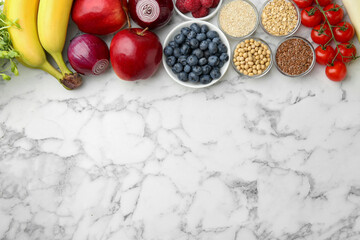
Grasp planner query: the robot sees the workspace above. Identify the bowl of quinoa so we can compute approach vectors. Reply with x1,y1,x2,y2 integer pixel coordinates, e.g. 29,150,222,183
260,0,300,37
217,0,259,39
274,36,315,77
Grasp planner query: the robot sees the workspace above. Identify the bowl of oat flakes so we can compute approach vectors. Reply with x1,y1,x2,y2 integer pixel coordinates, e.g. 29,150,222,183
217,0,259,39
260,0,301,37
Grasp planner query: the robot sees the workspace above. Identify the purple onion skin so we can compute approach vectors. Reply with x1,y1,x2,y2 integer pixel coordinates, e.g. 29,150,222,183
67,34,110,75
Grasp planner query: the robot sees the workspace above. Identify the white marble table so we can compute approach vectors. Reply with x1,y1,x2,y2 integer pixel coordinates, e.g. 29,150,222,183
1,0,360,239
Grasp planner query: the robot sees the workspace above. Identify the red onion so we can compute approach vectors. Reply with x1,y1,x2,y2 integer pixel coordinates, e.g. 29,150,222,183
67,34,110,75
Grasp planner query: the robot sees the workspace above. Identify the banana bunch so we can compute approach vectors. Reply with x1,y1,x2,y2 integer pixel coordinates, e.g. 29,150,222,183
4,0,82,90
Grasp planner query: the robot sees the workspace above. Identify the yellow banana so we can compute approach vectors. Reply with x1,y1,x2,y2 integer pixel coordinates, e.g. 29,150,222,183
3,0,81,89
3,0,68,87
37,0,74,75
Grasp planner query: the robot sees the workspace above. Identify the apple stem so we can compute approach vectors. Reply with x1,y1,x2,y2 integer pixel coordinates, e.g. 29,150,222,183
139,27,149,35
125,10,131,28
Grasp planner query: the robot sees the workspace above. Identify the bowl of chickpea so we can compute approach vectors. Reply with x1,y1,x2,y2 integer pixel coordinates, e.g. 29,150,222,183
232,38,273,78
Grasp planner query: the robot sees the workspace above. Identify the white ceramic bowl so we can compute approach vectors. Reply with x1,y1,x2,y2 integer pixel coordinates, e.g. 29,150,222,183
173,0,223,21
162,20,230,88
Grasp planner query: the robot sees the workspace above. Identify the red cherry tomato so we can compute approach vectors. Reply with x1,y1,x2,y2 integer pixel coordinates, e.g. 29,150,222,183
301,7,323,27
315,45,336,65
325,61,347,82
323,4,344,25
333,22,355,43
293,0,313,8
311,24,332,45
316,0,332,7
336,42,357,63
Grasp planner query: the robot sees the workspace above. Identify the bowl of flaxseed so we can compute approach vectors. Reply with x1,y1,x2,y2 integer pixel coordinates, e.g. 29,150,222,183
260,0,300,37
217,0,259,39
274,36,315,77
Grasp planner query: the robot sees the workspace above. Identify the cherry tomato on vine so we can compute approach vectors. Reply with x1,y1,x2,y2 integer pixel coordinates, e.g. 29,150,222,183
311,24,332,45
301,6,323,27
293,0,313,8
315,45,336,65
316,0,332,7
336,42,357,63
323,4,344,25
325,61,347,82
333,22,355,43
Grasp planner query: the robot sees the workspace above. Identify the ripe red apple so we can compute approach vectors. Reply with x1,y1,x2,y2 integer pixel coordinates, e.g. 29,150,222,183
129,0,174,29
72,0,128,35
110,28,163,81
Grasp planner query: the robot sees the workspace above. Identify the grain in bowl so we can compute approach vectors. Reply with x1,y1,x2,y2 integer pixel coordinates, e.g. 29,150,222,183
261,0,299,37
218,0,258,38
275,37,315,77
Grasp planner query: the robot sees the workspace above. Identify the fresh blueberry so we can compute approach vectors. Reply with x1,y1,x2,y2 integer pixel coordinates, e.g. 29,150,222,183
173,48,181,58
184,65,191,73
218,43,227,53
189,39,199,49
200,75,212,84
212,37,221,44
188,72,200,82
199,40,209,51
206,39,212,43
208,55,219,66
187,30,197,39
201,25,209,33
190,23,201,33
186,55,198,66
196,33,206,42
181,44,191,55
208,42,218,54
210,68,221,79
219,52,229,62
169,41,178,48
218,61,225,68
206,30,219,39
178,72,188,82
164,46,173,56
204,50,211,58
199,57,207,66
181,27,191,36
173,63,183,73
192,66,202,75
174,34,186,44
166,56,176,66
192,48,203,59
178,55,187,65
202,65,212,75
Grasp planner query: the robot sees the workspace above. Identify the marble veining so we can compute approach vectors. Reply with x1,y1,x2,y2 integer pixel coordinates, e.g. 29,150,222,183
1,0,360,239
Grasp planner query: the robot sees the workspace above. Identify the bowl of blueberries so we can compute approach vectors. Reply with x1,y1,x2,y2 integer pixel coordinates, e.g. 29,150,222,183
163,20,230,88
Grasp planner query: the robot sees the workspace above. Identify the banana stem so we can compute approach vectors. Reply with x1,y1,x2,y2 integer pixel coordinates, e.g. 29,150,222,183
40,61,64,81
51,51,72,75
40,61,82,90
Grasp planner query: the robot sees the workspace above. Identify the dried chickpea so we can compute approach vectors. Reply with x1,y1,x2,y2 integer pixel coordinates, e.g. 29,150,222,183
233,39,272,76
